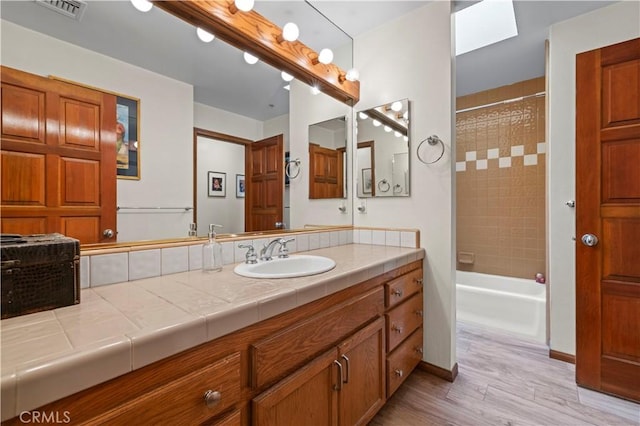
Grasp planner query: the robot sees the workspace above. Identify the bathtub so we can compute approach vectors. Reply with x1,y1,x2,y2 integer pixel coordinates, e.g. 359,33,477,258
456,271,546,343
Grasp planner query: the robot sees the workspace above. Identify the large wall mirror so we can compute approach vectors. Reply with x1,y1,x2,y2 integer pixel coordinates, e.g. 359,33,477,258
308,116,347,200
356,99,410,198
1,1,354,245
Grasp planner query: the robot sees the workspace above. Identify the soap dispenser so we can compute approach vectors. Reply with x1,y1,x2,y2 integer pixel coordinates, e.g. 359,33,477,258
203,224,223,272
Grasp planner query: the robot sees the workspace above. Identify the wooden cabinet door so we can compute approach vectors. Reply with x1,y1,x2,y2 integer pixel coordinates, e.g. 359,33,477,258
337,317,385,426
1,66,117,244
245,134,283,232
252,348,339,426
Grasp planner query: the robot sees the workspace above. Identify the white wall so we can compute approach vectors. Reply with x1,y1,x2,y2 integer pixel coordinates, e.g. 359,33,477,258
547,1,640,356
290,82,353,228
194,102,263,142
196,136,245,236
353,2,455,370
1,20,194,242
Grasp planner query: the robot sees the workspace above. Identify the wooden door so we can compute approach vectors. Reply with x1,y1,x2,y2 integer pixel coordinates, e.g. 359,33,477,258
309,143,343,199
252,348,339,426
1,66,117,244
337,317,385,426
245,135,283,232
576,38,640,403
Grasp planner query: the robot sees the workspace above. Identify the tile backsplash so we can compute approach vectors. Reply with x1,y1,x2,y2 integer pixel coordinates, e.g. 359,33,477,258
80,227,419,289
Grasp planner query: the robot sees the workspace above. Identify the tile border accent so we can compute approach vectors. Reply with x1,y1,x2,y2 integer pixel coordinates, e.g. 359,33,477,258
456,142,546,172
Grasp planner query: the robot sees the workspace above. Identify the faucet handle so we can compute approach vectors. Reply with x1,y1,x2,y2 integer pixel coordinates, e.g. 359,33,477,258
278,238,295,258
238,244,257,264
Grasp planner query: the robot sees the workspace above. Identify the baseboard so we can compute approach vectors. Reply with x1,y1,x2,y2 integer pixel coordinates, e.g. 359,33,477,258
416,361,458,382
549,349,575,364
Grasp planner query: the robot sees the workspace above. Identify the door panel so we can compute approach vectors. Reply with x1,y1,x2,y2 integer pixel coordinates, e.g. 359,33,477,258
245,135,283,232
576,37,640,402
1,66,117,244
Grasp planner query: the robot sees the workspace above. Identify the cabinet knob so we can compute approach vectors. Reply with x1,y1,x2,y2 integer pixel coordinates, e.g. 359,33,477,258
203,390,221,408
395,369,404,378
414,278,423,285
392,289,403,297
415,309,423,317
392,324,403,334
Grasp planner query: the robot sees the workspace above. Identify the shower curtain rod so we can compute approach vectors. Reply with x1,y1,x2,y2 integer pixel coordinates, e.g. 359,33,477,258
456,91,545,114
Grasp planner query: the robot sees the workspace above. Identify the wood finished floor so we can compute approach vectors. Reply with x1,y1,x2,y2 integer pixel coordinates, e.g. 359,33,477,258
370,322,640,426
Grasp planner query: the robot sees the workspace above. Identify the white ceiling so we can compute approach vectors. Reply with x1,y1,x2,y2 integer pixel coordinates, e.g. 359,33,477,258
1,0,618,120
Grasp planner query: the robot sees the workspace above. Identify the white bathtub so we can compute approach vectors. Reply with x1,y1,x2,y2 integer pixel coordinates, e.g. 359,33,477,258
456,271,546,343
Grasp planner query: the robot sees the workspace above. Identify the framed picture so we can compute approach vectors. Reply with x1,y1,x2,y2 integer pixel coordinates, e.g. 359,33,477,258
116,95,141,180
208,171,226,197
362,168,372,194
236,174,245,198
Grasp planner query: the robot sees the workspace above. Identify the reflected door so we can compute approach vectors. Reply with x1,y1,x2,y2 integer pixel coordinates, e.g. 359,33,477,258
245,134,284,232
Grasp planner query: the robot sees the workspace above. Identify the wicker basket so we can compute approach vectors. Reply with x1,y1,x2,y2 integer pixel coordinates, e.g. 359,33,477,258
1,233,80,319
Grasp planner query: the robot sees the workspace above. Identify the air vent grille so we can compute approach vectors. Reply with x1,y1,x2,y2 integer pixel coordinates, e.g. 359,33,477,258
35,0,87,21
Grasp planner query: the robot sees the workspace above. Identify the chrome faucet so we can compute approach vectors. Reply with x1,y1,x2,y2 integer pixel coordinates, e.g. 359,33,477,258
259,237,294,261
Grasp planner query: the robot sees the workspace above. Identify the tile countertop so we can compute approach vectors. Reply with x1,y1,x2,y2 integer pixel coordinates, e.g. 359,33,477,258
0,244,425,420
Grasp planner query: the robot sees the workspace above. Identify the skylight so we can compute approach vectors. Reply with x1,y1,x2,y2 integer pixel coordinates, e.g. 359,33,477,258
455,0,518,56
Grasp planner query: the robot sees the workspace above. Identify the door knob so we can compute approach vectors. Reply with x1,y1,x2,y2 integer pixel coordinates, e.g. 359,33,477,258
581,234,598,247
103,229,114,238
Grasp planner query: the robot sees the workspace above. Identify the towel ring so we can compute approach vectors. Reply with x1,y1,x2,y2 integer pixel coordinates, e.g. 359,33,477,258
285,158,301,179
377,179,391,193
417,135,445,164
393,184,403,194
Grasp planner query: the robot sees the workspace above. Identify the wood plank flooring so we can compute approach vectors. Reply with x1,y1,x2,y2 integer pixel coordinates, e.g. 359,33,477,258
370,322,640,426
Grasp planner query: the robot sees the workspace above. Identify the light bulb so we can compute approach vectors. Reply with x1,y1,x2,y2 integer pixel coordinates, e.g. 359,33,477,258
346,68,359,82
243,52,258,64
311,86,320,95
234,0,254,12
391,101,403,112
283,84,290,91
318,48,334,64
358,112,368,120
281,71,294,82
372,119,381,127
196,28,215,43
394,131,402,138
384,125,392,133
403,111,409,120
131,0,152,12
282,23,299,42
404,136,409,142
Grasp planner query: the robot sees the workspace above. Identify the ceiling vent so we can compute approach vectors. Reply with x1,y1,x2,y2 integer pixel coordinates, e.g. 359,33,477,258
35,0,87,21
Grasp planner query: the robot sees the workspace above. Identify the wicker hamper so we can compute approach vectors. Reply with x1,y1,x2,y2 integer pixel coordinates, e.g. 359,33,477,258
1,233,80,319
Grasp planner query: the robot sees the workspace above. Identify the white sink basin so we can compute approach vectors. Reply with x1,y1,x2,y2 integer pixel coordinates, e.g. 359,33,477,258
233,255,336,279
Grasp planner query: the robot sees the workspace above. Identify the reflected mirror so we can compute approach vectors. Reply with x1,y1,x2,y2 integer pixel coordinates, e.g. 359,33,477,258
308,117,347,200
356,99,410,198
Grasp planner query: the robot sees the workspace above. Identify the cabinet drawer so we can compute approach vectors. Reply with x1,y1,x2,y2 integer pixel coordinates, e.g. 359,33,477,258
387,327,423,397
93,352,241,425
385,268,423,308
215,409,242,426
251,287,384,389
386,292,423,352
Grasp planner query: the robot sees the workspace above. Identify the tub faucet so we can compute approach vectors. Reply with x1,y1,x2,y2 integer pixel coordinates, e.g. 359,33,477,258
260,237,294,261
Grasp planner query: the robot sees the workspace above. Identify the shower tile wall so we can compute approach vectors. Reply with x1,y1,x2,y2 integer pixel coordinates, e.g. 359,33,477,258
456,77,546,279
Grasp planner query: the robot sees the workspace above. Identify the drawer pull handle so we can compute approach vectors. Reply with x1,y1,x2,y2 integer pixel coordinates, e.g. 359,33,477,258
392,289,403,297
395,369,404,378
415,346,423,354
414,278,423,285
333,360,344,391
415,309,423,317
203,390,221,408
392,324,403,334
341,354,350,384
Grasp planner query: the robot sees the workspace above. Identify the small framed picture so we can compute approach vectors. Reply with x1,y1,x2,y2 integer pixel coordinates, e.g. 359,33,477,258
208,171,226,197
236,174,245,198
362,168,372,194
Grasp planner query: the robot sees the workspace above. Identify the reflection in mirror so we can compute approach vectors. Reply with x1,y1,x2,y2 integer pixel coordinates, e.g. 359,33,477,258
308,117,347,200
195,130,248,237
356,99,410,198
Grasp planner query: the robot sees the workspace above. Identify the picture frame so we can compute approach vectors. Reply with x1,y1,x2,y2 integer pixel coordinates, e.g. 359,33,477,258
208,171,226,197
116,95,141,180
362,168,372,194
236,174,245,198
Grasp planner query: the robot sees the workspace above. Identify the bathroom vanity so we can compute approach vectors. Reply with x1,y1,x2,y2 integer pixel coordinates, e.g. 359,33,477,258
1,244,424,425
